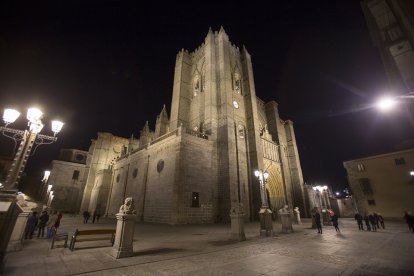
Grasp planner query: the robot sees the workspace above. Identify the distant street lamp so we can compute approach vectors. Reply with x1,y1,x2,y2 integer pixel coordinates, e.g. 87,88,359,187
254,169,273,236
312,185,331,225
0,107,64,190
375,93,414,112
40,170,51,203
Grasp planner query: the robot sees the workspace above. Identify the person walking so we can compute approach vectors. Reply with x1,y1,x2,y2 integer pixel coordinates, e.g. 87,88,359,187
364,213,371,231
37,211,49,238
377,213,385,229
314,210,322,234
83,211,90,223
24,212,38,239
55,211,62,232
368,213,377,232
46,211,58,238
331,213,340,232
354,213,364,230
404,211,414,232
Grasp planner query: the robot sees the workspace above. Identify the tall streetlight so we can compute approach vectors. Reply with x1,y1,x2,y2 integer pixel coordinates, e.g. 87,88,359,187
254,169,273,237
0,107,64,191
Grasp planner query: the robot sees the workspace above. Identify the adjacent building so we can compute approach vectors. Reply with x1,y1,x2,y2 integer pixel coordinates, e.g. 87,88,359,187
343,148,414,218
361,0,414,93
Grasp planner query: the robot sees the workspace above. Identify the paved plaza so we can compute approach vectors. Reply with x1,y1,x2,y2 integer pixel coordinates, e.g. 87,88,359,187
2,216,414,275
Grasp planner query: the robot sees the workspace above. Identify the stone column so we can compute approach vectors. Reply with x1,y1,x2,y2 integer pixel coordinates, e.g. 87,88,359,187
229,203,246,241
110,197,136,259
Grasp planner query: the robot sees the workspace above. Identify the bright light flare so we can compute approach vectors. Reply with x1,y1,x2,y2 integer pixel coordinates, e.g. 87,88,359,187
51,120,64,134
3,108,21,124
377,97,396,111
27,107,43,124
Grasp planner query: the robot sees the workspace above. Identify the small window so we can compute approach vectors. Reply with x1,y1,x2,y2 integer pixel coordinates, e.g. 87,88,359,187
357,164,365,172
132,168,138,178
367,200,376,206
116,174,120,183
358,178,373,195
191,192,200,207
395,158,406,165
72,170,80,180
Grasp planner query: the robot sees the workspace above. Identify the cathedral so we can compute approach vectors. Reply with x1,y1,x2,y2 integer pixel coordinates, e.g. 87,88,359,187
48,28,307,224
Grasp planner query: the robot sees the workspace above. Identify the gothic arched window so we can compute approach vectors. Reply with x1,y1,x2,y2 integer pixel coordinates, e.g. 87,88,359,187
233,73,241,94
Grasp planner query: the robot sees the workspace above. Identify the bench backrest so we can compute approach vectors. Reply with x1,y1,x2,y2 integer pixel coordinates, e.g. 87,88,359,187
75,229,116,235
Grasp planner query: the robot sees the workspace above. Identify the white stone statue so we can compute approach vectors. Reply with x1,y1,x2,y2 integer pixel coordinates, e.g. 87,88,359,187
16,193,28,207
294,207,302,224
119,197,137,215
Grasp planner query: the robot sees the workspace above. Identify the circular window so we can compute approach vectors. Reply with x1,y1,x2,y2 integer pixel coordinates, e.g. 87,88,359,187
157,160,164,173
232,100,239,109
132,168,138,178
116,174,120,183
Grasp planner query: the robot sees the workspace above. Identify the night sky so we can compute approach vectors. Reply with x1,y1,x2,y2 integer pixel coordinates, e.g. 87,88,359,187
1,1,413,192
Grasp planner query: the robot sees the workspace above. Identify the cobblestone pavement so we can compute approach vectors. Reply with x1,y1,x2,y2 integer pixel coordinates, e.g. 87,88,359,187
2,216,414,275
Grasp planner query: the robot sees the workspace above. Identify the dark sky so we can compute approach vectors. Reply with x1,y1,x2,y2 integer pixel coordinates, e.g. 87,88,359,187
1,1,413,192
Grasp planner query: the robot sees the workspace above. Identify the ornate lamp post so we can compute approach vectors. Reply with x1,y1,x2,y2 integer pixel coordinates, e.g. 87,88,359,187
254,169,273,237
0,107,63,191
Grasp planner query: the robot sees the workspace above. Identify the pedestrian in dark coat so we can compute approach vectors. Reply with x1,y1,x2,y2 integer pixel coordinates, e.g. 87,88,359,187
37,211,49,238
24,212,38,239
377,213,385,229
314,211,322,234
331,214,340,232
368,213,377,232
55,211,62,231
404,211,414,232
364,214,371,231
83,211,90,223
354,213,364,230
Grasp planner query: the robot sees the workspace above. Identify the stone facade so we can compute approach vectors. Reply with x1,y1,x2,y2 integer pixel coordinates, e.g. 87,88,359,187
344,148,414,218
48,149,88,213
54,28,307,224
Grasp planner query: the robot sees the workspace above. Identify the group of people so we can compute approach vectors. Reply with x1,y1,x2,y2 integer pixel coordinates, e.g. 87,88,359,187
312,207,340,234
24,210,62,239
354,212,385,231
82,210,101,224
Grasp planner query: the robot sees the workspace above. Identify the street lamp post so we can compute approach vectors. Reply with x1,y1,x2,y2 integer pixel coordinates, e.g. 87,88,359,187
254,170,273,237
0,107,63,191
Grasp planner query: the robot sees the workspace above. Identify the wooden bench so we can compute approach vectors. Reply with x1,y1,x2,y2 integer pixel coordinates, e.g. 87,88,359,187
69,229,116,251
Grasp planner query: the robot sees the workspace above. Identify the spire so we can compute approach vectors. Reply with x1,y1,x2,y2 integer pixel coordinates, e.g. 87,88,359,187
218,26,229,41
141,121,150,133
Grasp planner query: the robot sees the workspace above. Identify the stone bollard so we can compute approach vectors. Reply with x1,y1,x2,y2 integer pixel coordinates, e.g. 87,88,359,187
110,197,137,259
229,203,246,241
279,205,293,234
259,208,273,237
